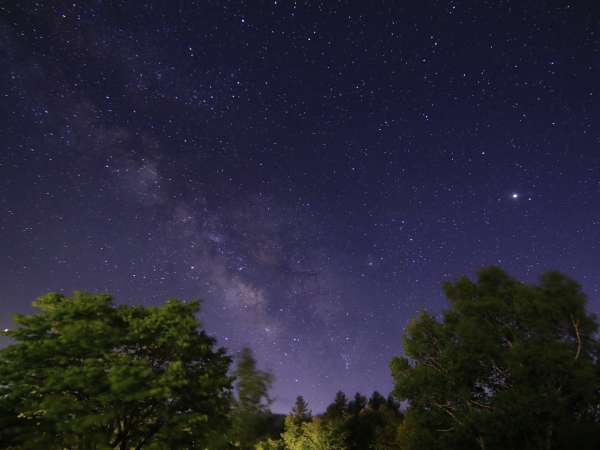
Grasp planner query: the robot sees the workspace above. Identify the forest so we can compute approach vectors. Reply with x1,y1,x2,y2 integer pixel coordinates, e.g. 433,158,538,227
1,267,600,449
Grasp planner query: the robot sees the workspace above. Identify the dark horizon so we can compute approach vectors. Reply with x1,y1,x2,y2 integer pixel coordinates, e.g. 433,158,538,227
1,1,599,414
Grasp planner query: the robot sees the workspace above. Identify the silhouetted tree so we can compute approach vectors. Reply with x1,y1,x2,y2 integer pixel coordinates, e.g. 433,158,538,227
324,391,348,421
372,394,404,450
319,390,403,450
347,392,367,416
368,391,387,410
350,391,403,450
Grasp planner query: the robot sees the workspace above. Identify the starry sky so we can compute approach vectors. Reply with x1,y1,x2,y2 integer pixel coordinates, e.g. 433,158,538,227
1,1,600,413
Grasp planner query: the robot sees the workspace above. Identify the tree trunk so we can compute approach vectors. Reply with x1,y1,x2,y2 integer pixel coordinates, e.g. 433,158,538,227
545,423,553,450
477,435,486,450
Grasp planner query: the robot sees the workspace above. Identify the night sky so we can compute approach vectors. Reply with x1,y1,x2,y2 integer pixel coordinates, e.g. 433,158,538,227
1,1,600,413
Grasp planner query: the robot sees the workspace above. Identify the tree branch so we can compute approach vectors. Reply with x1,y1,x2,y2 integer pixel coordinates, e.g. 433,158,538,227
432,401,464,426
136,419,164,450
468,399,494,410
571,315,582,361
477,435,486,450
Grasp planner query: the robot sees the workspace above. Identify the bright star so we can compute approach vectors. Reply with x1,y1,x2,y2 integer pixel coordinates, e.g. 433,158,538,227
511,193,519,199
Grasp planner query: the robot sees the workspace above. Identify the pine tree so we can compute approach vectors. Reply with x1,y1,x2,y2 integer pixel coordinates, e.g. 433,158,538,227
291,395,312,423
324,391,348,420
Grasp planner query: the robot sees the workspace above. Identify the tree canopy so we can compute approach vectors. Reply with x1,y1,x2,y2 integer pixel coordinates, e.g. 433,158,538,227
2,267,599,449
391,267,600,450
271,390,402,450
0,292,232,449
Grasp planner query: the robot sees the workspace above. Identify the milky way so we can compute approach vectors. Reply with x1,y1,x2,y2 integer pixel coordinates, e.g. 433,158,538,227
1,2,600,412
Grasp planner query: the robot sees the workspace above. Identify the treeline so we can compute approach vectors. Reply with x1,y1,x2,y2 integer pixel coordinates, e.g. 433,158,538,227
1,267,600,449
229,348,404,450
254,391,403,450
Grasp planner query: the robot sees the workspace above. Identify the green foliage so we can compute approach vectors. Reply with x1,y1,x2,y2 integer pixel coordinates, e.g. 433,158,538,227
234,347,273,413
282,416,347,450
230,347,277,449
317,391,403,450
0,292,233,449
4,267,598,449
281,396,346,450
345,392,403,450
255,437,286,450
391,267,600,450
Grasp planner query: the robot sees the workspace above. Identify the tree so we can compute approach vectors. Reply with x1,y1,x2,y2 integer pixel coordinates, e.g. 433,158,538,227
231,347,275,449
368,391,386,410
0,292,233,449
324,391,348,421
290,396,312,423
281,396,312,449
372,394,404,450
318,390,402,450
282,417,347,450
0,397,26,449
255,437,286,450
234,347,273,412
343,391,403,450
391,267,600,450
347,392,367,416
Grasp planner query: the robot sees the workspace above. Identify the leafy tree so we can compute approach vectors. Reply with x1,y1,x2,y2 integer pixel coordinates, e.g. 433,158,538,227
255,437,286,450
344,392,402,450
282,417,347,450
372,395,404,450
300,419,348,450
0,292,233,449
318,391,402,450
282,414,304,449
0,398,26,448
281,396,312,449
234,347,273,412
391,267,600,450
231,347,275,449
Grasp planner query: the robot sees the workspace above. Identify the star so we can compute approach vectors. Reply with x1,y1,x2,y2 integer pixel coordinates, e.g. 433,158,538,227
511,193,519,199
